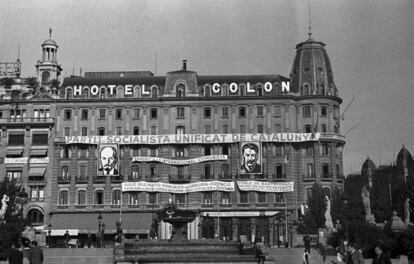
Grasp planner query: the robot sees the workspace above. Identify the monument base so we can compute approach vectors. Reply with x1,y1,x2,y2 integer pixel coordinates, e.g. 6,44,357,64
365,214,376,224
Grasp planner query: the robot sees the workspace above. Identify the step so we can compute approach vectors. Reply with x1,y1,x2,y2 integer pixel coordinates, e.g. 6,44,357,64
43,248,113,264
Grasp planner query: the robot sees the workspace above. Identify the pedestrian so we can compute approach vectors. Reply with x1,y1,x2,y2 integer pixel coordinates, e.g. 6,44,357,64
303,250,310,264
86,232,92,248
27,241,43,264
346,242,364,264
255,242,265,264
372,244,391,264
303,235,311,254
336,239,348,263
64,230,70,248
8,242,23,264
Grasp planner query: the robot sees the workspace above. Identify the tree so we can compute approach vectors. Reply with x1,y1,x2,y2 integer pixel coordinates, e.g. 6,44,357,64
301,183,326,233
0,178,28,260
25,77,39,88
0,77,15,88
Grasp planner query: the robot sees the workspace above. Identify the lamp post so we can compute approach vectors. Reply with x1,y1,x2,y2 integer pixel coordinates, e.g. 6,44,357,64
47,223,52,247
16,187,28,244
97,213,102,248
343,199,348,240
101,223,105,248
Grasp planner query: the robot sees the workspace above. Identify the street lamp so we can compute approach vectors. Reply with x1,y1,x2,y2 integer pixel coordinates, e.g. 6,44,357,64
97,213,103,248
47,223,52,247
16,187,28,245
101,223,105,248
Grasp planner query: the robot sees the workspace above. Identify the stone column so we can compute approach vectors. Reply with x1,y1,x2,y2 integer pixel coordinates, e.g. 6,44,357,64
250,218,257,242
232,217,239,241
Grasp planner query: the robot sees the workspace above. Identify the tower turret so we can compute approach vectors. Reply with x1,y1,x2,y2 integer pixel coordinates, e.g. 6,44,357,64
35,28,62,85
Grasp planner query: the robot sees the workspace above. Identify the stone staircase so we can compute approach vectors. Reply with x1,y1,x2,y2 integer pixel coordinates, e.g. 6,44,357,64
265,247,337,264
43,248,113,264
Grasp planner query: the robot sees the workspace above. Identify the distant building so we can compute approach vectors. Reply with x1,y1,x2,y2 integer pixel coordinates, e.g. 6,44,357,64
0,32,345,247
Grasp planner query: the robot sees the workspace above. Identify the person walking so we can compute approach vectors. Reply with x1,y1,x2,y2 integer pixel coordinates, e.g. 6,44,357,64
8,242,23,264
346,242,364,264
64,230,70,248
372,244,391,264
27,241,43,264
86,232,92,248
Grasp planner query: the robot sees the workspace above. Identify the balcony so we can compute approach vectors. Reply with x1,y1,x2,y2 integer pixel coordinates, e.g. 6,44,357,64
169,174,191,183
93,176,106,183
321,174,333,181
75,177,88,184
218,174,232,181
273,174,287,181
201,202,214,208
254,174,267,180
58,176,71,184
128,175,142,181
0,117,55,128
111,175,124,183
201,175,214,181
28,176,46,185
146,175,160,182
302,174,316,182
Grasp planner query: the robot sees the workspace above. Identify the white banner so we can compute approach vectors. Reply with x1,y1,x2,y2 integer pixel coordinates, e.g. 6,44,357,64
29,157,49,164
65,133,320,145
237,181,294,193
5,157,28,164
122,181,235,193
132,155,227,165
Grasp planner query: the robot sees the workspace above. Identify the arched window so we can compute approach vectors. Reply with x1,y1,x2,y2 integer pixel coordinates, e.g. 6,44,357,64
77,190,86,205
303,83,310,96
176,126,185,135
41,71,50,83
204,85,211,97
112,189,121,205
100,88,106,99
131,165,139,180
95,190,104,205
176,84,185,98
28,209,44,225
83,87,89,98
151,87,158,98
59,190,69,205
65,88,72,99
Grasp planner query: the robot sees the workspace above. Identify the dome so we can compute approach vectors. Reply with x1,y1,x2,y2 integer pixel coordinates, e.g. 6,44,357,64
289,37,337,96
42,38,58,47
396,145,413,167
361,156,376,176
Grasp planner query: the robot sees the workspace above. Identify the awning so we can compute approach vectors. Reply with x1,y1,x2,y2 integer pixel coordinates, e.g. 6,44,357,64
30,149,48,156
49,212,152,234
28,167,46,177
201,211,280,217
6,148,23,156
50,229,79,236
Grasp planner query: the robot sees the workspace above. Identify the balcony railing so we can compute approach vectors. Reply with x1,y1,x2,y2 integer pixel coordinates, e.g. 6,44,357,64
169,174,191,183
0,117,55,126
201,175,214,181
111,175,124,183
146,175,160,182
302,174,316,181
93,176,106,183
321,174,333,180
218,174,232,181
75,177,88,184
58,176,71,184
128,175,142,181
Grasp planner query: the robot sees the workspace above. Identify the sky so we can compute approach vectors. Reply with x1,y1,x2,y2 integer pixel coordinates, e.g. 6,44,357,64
0,0,413,175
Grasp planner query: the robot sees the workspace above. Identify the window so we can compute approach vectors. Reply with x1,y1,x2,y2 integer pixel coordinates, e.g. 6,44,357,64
81,127,88,136
257,124,264,133
222,107,229,117
321,143,330,155
177,166,184,178
306,163,314,178
221,192,230,204
64,127,71,137
7,170,22,181
240,125,246,134
32,134,48,145
222,125,229,134
274,124,281,133
98,127,105,136
99,109,106,119
221,145,229,155
81,109,88,120
204,107,211,118
239,192,248,204
204,125,211,134
133,127,139,135
321,105,327,117
61,166,69,179
77,190,86,205
257,106,264,116
129,193,139,205
336,164,341,177
79,165,87,180
116,127,122,135
304,124,311,133
176,84,185,97
8,134,24,145
239,107,246,118
305,145,313,155
275,164,284,179
204,146,211,156
59,190,69,205
148,193,157,204
258,192,266,204
131,165,139,179
176,126,185,135
150,126,157,135
64,109,72,120
275,193,285,204
303,105,311,118
177,107,185,118
275,145,284,155
112,190,121,205
203,192,213,204
133,108,140,119
150,108,158,119
334,125,339,134
322,163,330,178
28,209,44,225
175,147,185,157
95,190,104,205
204,164,212,179
149,147,157,157
221,164,230,178
274,106,281,116
115,109,122,119
174,193,186,204
321,124,327,133
149,165,157,178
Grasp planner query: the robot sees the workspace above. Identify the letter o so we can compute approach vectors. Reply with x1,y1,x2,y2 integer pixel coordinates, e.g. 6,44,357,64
91,85,99,95
229,82,238,93
264,82,273,92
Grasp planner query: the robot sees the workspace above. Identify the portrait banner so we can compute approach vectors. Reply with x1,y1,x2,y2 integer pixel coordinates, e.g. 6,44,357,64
98,144,119,176
237,180,294,193
240,142,262,174
122,180,235,193
132,155,227,165
65,133,321,145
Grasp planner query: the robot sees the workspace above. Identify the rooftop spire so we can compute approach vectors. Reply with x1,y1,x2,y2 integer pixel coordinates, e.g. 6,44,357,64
308,0,312,39
17,42,20,60
49,27,52,38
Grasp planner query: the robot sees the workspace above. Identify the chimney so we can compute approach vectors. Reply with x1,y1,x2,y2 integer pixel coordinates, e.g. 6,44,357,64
182,60,187,71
